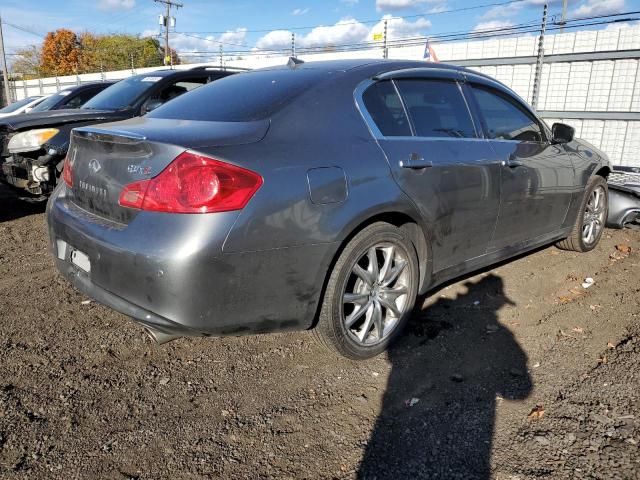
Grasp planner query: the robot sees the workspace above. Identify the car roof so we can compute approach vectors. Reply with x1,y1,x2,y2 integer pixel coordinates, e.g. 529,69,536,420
127,67,232,80
59,82,115,93
260,58,464,73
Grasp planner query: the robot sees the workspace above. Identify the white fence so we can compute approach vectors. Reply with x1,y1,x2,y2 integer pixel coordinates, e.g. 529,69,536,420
10,25,640,166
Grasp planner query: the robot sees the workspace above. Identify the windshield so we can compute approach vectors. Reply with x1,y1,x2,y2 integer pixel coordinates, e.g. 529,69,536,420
0,96,40,113
30,92,69,112
82,75,159,111
148,69,327,122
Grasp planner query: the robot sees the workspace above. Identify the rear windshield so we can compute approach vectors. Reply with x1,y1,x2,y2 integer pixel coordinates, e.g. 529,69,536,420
148,69,327,122
82,75,159,111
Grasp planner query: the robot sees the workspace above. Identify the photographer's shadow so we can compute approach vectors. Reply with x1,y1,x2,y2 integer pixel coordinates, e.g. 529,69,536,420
358,274,532,479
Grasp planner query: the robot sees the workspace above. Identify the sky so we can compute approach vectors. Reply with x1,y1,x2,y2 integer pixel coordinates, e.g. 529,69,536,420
1,0,637,63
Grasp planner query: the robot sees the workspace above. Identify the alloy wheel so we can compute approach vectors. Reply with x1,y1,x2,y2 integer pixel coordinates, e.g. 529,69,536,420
342,243,412,345
582,185,606,247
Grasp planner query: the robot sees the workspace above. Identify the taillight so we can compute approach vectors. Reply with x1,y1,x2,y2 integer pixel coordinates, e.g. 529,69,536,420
62,155,73,187
119,151,263,214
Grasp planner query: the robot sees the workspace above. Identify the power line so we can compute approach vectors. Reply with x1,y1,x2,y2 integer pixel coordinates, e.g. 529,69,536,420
175,14,640,58
3,22,45,39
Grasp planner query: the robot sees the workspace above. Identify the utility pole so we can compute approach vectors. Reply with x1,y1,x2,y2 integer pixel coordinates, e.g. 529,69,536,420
560,0,568,32
291,32,296,57
0,15,11,106
154,0,183,66
382,19,388,59
219,44,223,69
531,2,548,110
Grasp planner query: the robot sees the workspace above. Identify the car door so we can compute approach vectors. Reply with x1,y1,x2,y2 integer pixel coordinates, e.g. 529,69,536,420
359,71,501,272
465,80,574,251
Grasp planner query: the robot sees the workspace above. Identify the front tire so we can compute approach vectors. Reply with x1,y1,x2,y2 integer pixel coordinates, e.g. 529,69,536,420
313,222,419,360
557,176,608,252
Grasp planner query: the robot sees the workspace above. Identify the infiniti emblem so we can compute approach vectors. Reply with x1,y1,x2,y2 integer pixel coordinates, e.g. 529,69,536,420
88,158,101,174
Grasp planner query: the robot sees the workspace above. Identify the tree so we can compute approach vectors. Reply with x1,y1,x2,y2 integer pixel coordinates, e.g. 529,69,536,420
40,29,81,76
21,30,180,78
79,33,179,72
10,46,42,79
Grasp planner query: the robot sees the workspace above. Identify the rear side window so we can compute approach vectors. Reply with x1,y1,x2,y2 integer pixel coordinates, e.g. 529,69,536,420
471,85,543,142
362,81,411,136
148,69,328,122
395,79,476,138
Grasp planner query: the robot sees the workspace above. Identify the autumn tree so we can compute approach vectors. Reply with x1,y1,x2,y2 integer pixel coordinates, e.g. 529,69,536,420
23,30,180,78
40,29,81,76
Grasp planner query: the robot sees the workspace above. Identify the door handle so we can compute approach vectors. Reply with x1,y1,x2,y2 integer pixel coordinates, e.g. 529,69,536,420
399,153,433,169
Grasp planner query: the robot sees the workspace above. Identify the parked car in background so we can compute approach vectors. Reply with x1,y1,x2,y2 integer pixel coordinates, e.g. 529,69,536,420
1,67,240,199
48,59,610,359
26,82,115,114
0,95,47,118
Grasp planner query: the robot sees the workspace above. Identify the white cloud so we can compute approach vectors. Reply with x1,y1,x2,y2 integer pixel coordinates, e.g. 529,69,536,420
255,30,294,50
473,20,515,33
480,0,561,21
254,15,432,51
574,0,626,17
291,7,309,16
605,19,639,29
218,28,248,46
370,14,432,39
375,0,440,12
303,17,370,46
98,0,135,11
159,28,248,62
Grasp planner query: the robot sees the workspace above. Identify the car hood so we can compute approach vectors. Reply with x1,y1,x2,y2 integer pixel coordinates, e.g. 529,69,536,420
0,108,131,131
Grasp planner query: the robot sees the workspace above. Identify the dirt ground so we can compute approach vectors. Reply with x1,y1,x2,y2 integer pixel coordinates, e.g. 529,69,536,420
0,185,639,479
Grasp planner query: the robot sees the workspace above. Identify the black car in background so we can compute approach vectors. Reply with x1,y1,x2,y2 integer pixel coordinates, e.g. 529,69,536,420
0,67,240,199
27,82,115,113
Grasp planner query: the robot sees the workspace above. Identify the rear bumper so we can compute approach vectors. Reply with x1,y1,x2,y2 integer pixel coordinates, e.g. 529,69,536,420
607,168,640,229
47,185,335,337
53,254,196,337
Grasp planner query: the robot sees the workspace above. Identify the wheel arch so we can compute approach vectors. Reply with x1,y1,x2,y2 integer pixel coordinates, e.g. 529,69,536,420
595,165,611,179
309,208,432,329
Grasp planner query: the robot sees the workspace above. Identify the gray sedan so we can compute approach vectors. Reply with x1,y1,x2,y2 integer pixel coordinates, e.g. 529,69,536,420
47,59,610,359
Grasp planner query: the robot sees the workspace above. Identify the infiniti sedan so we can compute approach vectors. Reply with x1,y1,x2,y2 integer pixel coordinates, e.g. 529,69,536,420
47,59,610,359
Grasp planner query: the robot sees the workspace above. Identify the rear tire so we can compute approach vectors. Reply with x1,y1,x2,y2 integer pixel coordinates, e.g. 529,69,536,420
557,176,608,252
313,222,419,360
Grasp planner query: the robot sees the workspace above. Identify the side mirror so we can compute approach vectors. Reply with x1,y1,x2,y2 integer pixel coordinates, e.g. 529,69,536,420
551,122,574,144
143,99,163,114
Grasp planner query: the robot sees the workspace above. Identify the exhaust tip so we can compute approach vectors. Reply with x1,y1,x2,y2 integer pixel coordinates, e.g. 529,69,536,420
144,326,181,345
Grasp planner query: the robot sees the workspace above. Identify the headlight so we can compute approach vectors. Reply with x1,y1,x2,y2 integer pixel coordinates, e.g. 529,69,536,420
7,128,59,153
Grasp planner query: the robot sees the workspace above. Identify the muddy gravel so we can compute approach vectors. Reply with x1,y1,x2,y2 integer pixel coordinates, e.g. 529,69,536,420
0,185,639,479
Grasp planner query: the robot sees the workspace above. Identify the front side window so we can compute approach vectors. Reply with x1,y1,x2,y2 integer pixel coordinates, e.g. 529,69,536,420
471,85,543,142
395,79,476,138
362,80,411,137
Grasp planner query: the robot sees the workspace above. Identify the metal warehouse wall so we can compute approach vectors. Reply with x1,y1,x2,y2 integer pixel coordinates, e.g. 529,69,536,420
9,25,640,166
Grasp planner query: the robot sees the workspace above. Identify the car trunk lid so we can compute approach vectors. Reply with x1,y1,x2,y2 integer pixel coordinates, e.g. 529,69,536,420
67,118,269,224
